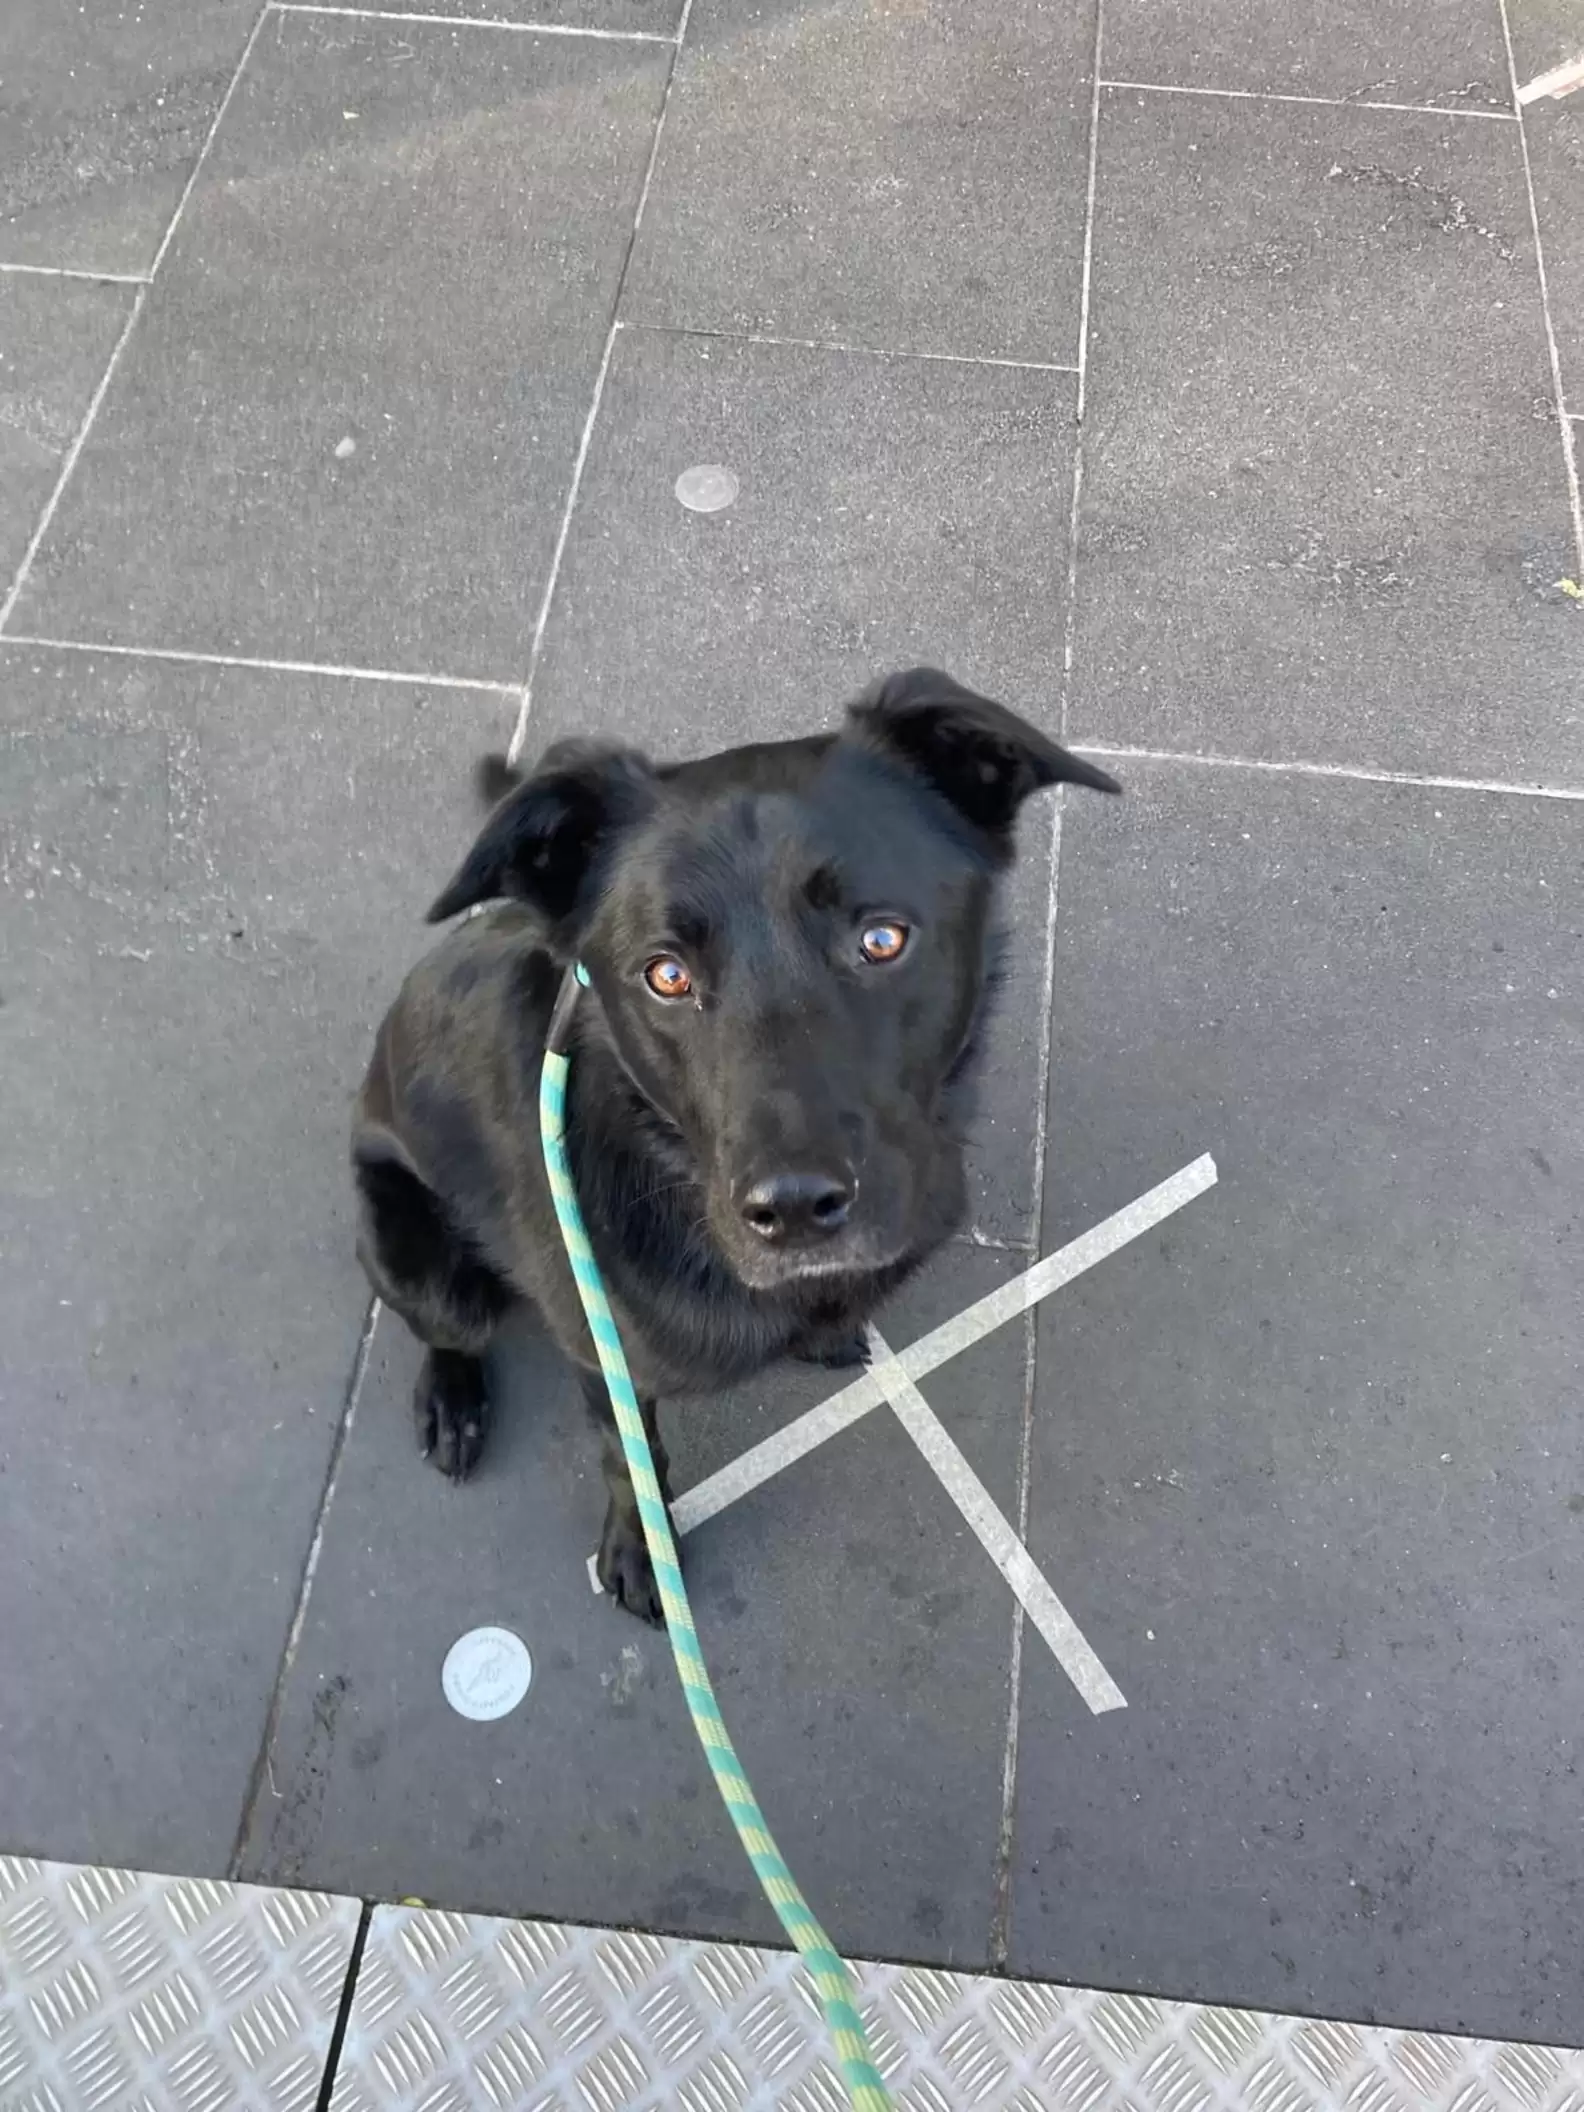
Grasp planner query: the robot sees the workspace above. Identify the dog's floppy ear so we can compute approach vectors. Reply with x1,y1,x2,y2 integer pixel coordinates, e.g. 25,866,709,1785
847,667,1120,853
426,740,655,929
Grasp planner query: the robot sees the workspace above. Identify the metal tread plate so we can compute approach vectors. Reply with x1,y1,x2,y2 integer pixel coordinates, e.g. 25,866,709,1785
7,1859,1582,2111
0,1854,359,2112
329,1905,1584,2112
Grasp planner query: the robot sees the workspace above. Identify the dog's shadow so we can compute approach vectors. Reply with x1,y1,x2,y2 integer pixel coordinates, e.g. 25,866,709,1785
476,1304,579,1481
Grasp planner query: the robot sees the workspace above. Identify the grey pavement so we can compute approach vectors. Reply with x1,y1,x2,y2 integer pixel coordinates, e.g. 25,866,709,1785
3,0,1582,2067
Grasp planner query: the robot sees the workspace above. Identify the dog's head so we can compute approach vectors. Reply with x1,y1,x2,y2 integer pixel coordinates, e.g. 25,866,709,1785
429,670,1119,1291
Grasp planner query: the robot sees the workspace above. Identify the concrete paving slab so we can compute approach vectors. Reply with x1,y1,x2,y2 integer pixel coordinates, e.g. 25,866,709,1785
529,323,1082,1244
1523,97,1584,417
240,1245,1029,1967
0,0,257,275
0,646,496,1875
0,274,132,583
622,0,1094,363
533,328,1077,748
1102,0,1511,111
13,12,670,677
1071,91,1584,781
1011,762,1584,2044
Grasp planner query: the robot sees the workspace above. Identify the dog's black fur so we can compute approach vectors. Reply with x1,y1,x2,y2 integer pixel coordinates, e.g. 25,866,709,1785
352,669,1119,1621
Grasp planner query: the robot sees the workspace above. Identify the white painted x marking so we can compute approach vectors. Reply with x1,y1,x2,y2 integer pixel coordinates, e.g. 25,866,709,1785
596,1156,1219,1714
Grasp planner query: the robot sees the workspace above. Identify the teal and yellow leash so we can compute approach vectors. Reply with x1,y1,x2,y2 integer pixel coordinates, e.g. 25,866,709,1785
540,964,891,2112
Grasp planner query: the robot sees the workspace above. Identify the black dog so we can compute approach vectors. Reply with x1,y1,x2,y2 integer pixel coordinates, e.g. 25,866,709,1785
352,669,1119,1622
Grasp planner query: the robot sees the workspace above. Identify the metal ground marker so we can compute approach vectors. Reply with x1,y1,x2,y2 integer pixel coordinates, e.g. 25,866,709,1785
593,1153,1219,1713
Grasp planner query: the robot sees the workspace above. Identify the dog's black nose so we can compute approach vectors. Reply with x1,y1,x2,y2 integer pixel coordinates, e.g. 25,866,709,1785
739,1170,853,1244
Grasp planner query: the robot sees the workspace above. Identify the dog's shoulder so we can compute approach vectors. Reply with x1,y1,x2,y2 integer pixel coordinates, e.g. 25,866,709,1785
358,906,555,1131
397,904,556,1020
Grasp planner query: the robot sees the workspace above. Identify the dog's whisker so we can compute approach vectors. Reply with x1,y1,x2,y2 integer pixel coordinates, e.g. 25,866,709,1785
633,1176,700,1206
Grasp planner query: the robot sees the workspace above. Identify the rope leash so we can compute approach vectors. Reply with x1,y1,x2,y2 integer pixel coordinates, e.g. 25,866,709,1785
540,965,891,2112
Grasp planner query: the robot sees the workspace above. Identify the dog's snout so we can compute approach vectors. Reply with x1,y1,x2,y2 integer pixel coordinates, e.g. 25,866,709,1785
738,1168,854,1245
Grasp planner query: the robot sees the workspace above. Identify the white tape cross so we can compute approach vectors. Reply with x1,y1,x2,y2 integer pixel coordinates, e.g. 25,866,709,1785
659,1155,1218,1713
674,1155,1218,1535
868,1331,1128,1713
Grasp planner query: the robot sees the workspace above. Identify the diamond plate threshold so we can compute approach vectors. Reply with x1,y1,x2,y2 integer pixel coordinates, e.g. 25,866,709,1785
5,1864,1583,2111
335,1907,1584,2112
0,1855,359,2111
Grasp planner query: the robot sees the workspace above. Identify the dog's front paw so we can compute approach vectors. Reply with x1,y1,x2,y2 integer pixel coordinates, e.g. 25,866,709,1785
597,1506,667,1626
791,1328,871,1371
414,1352,489,1482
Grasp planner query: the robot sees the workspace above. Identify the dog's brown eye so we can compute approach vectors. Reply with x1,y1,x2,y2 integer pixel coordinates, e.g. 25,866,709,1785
644,955,692,999
859,921,909,964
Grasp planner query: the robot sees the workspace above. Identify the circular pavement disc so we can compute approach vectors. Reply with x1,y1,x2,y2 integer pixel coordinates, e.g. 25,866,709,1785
442,1626,533,1721
674,463,739,514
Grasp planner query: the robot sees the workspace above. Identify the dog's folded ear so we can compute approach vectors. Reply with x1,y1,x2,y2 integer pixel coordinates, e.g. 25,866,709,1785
847,667,1120,854
426,741,655,930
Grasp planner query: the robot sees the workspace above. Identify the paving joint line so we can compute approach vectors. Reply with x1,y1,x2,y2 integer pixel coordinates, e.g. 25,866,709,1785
1060,0,1107,734
273,2,679,41
228,1299,381,1881
988,1296,1040,1965
989,0,1107,1971
10,640,1579,800
1100,76,1519,120
1,633,524,693
623,318,1081,376
0,2,271,637
0,262,151,285
507,0,694,763
1498,0,1584,578
990,795,1066,1965
1077,741,1584,801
